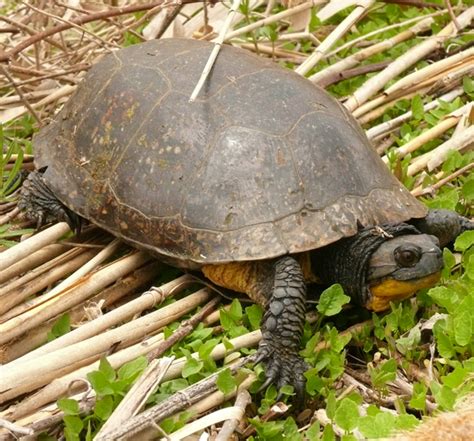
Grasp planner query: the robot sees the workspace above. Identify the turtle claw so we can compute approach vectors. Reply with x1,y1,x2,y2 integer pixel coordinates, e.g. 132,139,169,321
254,342,308,407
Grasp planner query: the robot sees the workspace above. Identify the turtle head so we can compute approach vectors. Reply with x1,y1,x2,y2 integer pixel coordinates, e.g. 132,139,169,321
312,223,444,312
365,234,443,311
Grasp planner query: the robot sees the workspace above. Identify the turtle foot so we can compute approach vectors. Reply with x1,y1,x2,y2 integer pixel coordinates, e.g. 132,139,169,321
18,170,82,233
255,340,308,407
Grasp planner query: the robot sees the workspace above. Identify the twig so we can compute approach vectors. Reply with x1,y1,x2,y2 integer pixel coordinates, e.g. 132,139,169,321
0,65,42,125
318,60,391,87
365,87,463,140
98,356,253,440
0,289,211,404
408,124,474,176
189,0,242,102
382,0,445,8
10,274,194,365
445,0,461,30
0,251,150,346
224,0,325,41
21,0,121,50
344,6,474,111
96,298,220,440
215,389,252,441
0,0,216,62
296,0,376,76
94,357,176,440
0,418,33,437
0,207,20,226
310,17,434,85
0,222,70,272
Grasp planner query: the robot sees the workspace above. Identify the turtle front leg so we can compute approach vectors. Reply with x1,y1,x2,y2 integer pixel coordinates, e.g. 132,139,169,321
18,169,81,232
255,256,308,402
412,209,473,248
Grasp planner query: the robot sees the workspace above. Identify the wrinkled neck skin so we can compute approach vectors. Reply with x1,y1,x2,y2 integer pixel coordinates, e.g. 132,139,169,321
311,223,421,307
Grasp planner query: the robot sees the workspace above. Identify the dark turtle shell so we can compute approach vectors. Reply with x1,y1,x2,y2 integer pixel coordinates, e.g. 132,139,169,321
34,38,426,268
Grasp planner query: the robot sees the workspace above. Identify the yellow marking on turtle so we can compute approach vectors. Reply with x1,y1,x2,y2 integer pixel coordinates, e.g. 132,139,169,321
368,272,441,312
202,253,319,305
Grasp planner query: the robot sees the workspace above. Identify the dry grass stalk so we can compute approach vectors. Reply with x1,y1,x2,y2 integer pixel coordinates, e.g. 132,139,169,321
0,207,20,226
214,388,252,441
224,0,324,41
0,262,162,364
101,356,252,440
0,248,97,317
381,104,469,164
0,289,211,404
384,47,474,96
0,251,150,345
34,237,122,301
310,17,434,84
354,85,432,120
94,357,175,440
3,333,167,421
296,0,376,76
344,6,474,112
0,243,68,285
95,296,220,439
326,9,447,58
365,87,463,141
189,0,242,102
408,124,474,176
0,84,77,124
0,222,70,272
11,274,195,366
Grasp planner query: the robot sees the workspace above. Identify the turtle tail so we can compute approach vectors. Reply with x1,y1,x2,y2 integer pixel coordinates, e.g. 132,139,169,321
18,169,82,233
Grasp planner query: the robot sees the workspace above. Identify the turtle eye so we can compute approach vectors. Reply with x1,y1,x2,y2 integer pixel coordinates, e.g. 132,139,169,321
394,245,422,268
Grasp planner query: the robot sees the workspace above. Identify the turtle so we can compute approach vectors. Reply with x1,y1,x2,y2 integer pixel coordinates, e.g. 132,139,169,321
19,38,472,401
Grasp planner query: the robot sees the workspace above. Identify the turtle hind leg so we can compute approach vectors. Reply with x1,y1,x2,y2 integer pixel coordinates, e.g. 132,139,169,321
255,256,309,406
18,169,82,233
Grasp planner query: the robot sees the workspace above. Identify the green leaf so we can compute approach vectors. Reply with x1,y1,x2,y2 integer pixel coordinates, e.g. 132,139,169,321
246,304,263,330
325,391,337,419
321,424,336,441
47,314,71,342
94,395,114,420
433,321,455,359
87,371,114,396
198,338,219,360
428,286,457,313
182,357,203,378
99,357,116,382
317,284,350,317
453,311,472,346
229,298,243,320
63,415,84,436
216,368,236,395
463,76,474,94
411,95,424,120
465,255,474,280
394,414,419,432
370,359,397,389
443,247,456,270
455,231,474,252
117,356,147,381
358,412,395,438
409,382,427,411
431,382,456,411
442,366,468,389
462,178,474,202
334,398,359,432
305,421,321,440
220,308,236,331
57,398,79,416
